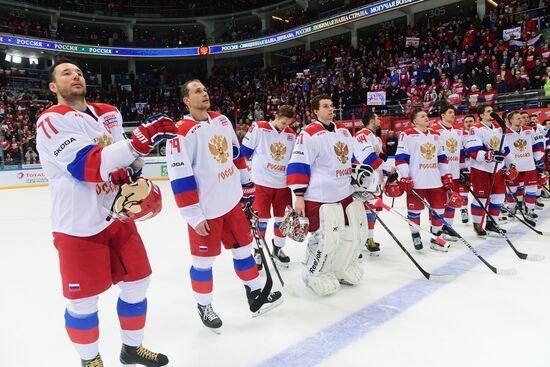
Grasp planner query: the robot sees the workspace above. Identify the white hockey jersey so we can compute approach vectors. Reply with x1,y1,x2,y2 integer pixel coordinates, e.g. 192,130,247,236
353,128,391,171
430,122,466,179
504,126,544,172
395,127,449,189
166,111,250,228
240,120,296,189
467,121,512,173
36,103,139,236
287,121,354,203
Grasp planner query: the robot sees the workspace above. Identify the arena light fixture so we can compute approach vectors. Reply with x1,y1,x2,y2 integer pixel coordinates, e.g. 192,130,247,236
4,54,11,62
11,55,22,63
29,58,39,65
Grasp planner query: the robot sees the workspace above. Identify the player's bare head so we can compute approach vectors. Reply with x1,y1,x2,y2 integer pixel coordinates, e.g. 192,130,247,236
182,79,210,111
463,114,475,129
362,112,380,129
477,104,493,123
311,94,334,123
529,114,538,124
520,111,529,125
508,111,522,129
411,108,428,128
543,119,550,128
274,105,295,130
440,105,456,124
48,56,86,100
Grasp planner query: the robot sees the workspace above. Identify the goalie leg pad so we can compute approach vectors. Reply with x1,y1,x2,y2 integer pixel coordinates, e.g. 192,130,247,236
331,199,368,285
302,269,340,296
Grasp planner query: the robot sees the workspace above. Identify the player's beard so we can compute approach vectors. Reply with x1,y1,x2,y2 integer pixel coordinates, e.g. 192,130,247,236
58,85,87,103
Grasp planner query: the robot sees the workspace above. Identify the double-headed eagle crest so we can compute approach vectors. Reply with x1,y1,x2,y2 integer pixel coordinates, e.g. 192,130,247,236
334,141,349,164
270,142,286,162
513,138,527,152
488,136,501,151
420,142,436,160
208,135,229,164
94,133,113,147
446,138,458,154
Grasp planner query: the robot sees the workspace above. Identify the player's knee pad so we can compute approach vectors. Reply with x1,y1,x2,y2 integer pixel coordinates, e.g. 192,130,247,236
489,193,505,205
191,255,216,270
330,199,367,285
231,242,254,259
118,276,150,304
304,203,344,277
67,295,99,316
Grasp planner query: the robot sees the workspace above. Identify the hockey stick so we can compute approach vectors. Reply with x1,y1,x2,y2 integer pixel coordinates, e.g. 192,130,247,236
410,190,517,274
484,112,508,220
244,207,285,288
363,199,454,282
503,184,547,235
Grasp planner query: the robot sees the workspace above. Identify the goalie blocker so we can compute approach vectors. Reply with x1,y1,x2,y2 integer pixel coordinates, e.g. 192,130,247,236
303,198,368,296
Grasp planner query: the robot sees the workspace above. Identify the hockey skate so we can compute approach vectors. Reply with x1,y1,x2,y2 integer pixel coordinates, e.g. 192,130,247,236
460,208,469,223
473,223,487,237
485,221,505,237
507,207,516,220
526,209,538,221
412,232,423,250
365,238,380,256
541,190,550,199
430,231,450,252
197,303,223,334
246,285,282,317
536,197,544,209
272,242,290,267
254,248,263,271
81,354,103,367
120,344,168,367
440,227,458,242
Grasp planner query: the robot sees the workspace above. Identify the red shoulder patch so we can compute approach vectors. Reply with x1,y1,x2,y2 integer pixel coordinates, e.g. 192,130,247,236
402,128,418,136
40,104,73,117
303,123,325,136
284,126,296,135
207,111,223,119
256,121,272,130
88,102,118,116
176,119,200,137
335,122,347,130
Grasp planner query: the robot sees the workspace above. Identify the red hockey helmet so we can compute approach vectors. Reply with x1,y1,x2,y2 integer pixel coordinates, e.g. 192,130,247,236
539,172,549,187
503,165,519,183
447,190,466,209
280,206,310,242
112,178,162,222
384,181,404,198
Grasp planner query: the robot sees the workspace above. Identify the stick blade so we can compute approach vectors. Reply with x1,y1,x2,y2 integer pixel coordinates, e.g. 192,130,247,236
526,253,545,262
428,274,456,282
496,267,517,276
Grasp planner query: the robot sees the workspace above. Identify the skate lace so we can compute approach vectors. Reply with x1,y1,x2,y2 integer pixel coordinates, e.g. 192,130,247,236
202,304,219,322
84,356,104,367
136,345,158,361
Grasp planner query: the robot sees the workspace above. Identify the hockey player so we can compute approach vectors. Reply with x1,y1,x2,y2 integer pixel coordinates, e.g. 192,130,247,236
353,112,394,254
528,114,549,207
239,105,297,269
430,105,467,240
504,111,545,221
166,79,281,332
287,94,368,296
36,57,174,367
395,108,453,251
459,114,476,223
466,104,516,236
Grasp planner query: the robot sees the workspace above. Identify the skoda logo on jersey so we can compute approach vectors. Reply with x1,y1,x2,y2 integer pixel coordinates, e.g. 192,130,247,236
54,137,76,156
270,142,286,162
446,138,458,154
333,141,349,164
488,136,500,151
208,135,229,164
513,138,527,152
420,142,436,160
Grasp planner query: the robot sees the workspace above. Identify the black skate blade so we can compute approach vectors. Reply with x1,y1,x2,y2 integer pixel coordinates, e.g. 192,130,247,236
273,258,290,268
251,298,283,318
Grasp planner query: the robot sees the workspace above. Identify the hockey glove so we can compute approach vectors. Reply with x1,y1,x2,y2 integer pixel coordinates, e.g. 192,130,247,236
535,160,545,173
110,167,136,186
459,169,470,186
241,182,255,209
398,177,414,192
485,150,505,163
441,173,454,190
131,113,177,156
503,164,519,184
539,172,549,187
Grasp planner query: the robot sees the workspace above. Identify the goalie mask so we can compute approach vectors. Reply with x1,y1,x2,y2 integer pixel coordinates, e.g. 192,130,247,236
384,181,404,198
280,206,310,242
112,178,162,222
446,190,466,209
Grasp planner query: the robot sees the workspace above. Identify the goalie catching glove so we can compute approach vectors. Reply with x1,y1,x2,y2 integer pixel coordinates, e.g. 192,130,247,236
112,177,162,222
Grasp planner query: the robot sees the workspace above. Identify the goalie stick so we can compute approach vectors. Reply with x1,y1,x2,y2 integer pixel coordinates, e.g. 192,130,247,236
362,198,455,282
409,190,518,274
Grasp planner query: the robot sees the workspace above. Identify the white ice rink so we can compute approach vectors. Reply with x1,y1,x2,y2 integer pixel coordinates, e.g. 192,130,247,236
2,181,550,367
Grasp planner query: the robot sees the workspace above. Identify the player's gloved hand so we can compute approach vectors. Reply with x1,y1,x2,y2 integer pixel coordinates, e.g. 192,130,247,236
399,176,414,192
442,173,454,190
485,150,505,163
539,172,549,186
459,169,470,186
109,167,136,186
503,164,519,184
379,152,388,161
131,113,177,155
535,160,545,173
241,182,255,209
